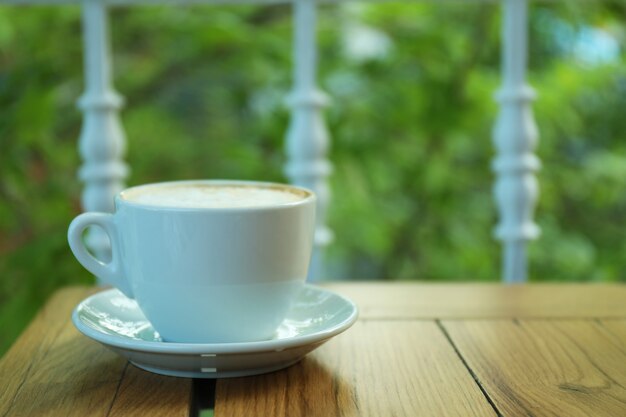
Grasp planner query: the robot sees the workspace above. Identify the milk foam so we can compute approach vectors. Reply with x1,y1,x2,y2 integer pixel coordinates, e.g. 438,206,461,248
123,184,304,208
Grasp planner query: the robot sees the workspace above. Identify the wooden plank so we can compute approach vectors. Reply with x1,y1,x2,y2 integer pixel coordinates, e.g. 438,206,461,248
323,282,626,319
0,286,192,417
108,365,192,417
0,287,96,416
597,320,626,350
3,320,128,417
214,320,497,417
442,319,626,417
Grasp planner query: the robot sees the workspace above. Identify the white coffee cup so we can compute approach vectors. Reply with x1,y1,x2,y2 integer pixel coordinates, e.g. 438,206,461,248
68,180,316,343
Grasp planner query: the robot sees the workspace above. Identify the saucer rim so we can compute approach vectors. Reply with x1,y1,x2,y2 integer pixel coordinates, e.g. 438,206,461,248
72,284,358,355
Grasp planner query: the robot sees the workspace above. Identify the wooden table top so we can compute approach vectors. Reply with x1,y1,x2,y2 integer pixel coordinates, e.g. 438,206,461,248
2,282,626,416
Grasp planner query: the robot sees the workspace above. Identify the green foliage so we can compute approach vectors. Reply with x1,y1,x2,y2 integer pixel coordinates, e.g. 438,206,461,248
2,2,626,354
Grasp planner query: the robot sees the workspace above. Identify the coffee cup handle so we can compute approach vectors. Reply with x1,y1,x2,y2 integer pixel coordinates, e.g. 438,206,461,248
68,212,133,298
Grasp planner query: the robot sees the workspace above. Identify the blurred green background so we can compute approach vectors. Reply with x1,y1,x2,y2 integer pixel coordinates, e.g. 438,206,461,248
2,1,626,355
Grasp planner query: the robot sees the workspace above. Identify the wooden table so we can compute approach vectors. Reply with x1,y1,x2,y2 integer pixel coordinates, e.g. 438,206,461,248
2,283,626,416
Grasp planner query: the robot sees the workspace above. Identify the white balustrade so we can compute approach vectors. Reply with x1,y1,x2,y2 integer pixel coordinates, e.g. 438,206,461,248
78,0,128,264
285,0,333,280
492,0,540,283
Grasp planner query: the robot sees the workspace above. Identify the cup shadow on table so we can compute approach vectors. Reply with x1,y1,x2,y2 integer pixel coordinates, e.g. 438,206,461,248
213,355,358,417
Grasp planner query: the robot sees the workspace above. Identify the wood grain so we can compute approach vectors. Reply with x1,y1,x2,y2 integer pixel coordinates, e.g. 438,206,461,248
3,321,127,416
215,320,497,417
0,287,96,416
108,364,192,417
323,282,626,319
596,320,626,352
0,286,192,417
442,319,626,417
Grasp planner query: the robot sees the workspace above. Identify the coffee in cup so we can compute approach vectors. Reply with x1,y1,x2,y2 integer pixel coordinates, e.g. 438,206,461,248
123,183,304,208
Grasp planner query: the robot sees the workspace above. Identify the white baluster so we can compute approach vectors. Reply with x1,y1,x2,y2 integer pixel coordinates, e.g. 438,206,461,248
78,0,128,266
492,0,540,283
285,0,332,280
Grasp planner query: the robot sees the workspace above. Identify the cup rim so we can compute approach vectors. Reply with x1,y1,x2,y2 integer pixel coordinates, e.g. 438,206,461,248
116,179,316,212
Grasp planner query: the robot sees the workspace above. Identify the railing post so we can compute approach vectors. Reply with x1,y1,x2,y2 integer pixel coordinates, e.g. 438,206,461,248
78,0,128,267
286,0,332,280
492,0,540,283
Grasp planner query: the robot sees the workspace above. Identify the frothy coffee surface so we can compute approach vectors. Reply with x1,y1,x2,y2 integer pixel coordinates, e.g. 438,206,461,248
123,184,304,208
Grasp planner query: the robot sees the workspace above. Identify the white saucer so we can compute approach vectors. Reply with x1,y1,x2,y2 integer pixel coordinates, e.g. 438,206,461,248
72,284,358,378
